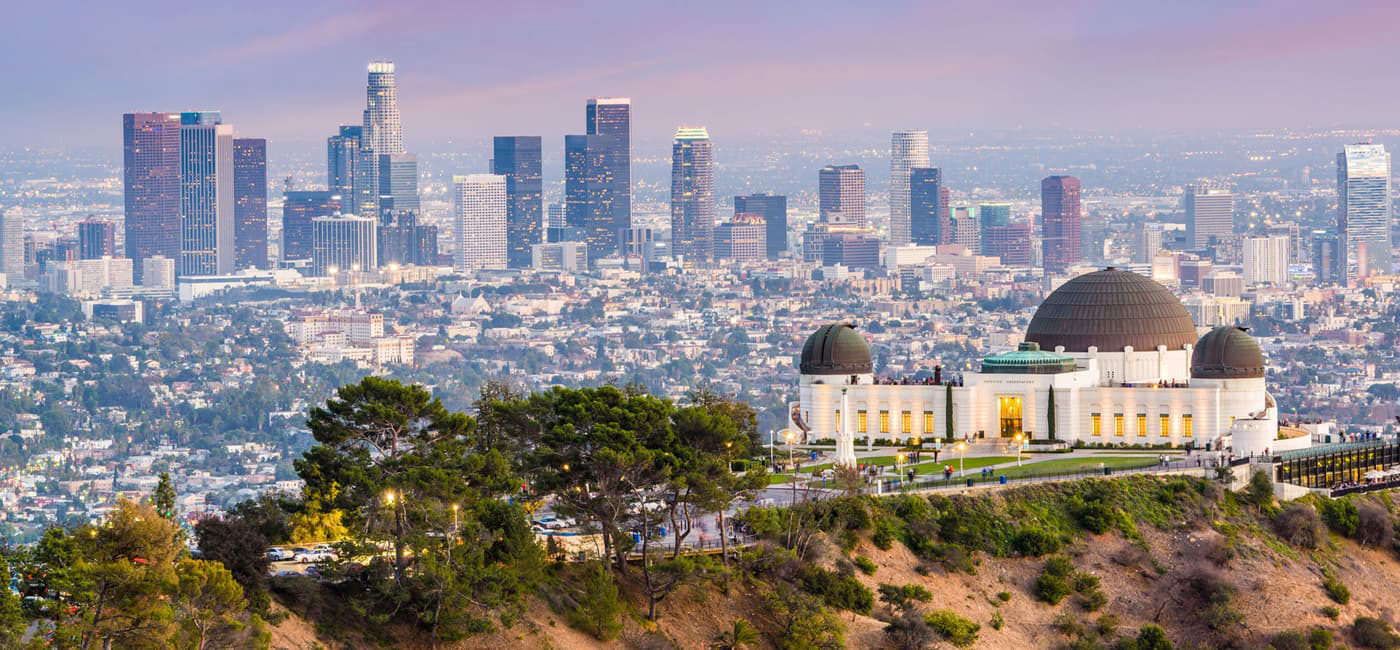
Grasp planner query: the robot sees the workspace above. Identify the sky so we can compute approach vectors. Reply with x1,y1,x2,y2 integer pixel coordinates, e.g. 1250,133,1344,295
5,0,1400,150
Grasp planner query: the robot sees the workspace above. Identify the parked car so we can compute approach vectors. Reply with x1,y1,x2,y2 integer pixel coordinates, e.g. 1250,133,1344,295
266,548,294,561
293,548,335,563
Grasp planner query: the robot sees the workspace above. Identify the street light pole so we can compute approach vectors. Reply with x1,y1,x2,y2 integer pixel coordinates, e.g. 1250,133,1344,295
785,430,796,503
956,442,966,477
1014,433,1023,467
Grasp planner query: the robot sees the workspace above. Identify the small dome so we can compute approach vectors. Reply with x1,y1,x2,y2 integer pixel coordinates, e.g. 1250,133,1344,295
799,323,872,375
1025,268,1198,353
1191,326,1265,379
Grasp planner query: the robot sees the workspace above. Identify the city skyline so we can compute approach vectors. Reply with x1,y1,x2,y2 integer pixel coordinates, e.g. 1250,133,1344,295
9,1,1400,149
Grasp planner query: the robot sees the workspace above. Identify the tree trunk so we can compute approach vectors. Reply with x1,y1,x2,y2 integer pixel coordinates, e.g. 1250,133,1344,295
718,508,729,568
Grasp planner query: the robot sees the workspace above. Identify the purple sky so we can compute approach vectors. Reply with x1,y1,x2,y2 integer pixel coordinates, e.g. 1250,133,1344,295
6,0,1400,149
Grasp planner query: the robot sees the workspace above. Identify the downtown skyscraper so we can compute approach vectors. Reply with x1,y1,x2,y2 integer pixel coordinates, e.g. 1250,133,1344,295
1185,185,1234,250
909,167,944,245
734,193,787,259
889,130,929,246
233,138,268,269
78,219,117,260
327,125,361,214
355,61,413,221
670,127,715,263
819,164,865,226
1337,143,1392,280
178,111,234,276
492,136,543,268
123,112,182,283
1040,175,1082,274
565,98,631,257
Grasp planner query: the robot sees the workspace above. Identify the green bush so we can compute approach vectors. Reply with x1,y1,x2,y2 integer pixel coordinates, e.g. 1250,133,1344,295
872,517,901,551
996,591,1012,602
1274,504,1323,548
989,610,1004,630
853,555,877,575
1309,627,1334,650
566,565,623,641
902,584,933,602
1353,616,1400,649
1269,630,1311,650
1246,469,1274,507
1322,605,1340,620
1136,624,1174,650
926,609,980,648
1094,614,1118,637
1320,498,1359,538
1322,570,1351,605
1051,612,1082,637
800,566,874,615
1034,557,1075,605
1011,527,1062,557
1075,500,1117,534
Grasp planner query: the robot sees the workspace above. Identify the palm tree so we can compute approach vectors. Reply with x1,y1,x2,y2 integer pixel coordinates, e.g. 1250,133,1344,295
712,620,760,649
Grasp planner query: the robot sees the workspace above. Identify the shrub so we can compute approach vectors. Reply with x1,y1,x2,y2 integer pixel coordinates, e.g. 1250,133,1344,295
884,608,934,650
1012,527,1062,557
1095,614,1118,638
836,529,860,553
1357,504,1394,547
566,565,623,641
800,566,874,615
1246,469,1274,507
1269,630,1311,650
926,609,980,648
1321,498,1359,538
1035,572,1072,605
1075,500,1117,534
903,584,933,602
1322,570,1350,605
766,587,845,650
996,591,1012,602
1309,627,1334,650
1274,504,1323,548
1322,605,1340,620
853,555,877,575
1353,616,1400,649
873,517,901,551
989,610,1004,630
1136,624,1174,650
1051,612,1083,637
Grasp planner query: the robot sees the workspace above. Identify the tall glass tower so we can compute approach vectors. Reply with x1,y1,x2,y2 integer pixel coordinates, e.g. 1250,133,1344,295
123,112,182,283
356,61,405,219
233,138,268,269
889,130,929,246
492,136,543,268
1337,143,1392,281
566,97,630,256
179,111,234,276
328,125,361,214
1041,175,1082,274
670,127,715,263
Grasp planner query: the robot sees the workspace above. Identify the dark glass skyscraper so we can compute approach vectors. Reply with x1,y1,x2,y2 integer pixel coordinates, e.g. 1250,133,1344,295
283,191,341,263
78,219,117,260
123,112,182,283
818,165,864,226
179,111,234,276
734,193,788,259
492,136,543,268
327,125,360,214
670,127,714,263
233,138,268,269
376,152,419,224
1040,175,1082,274
909,167,943,245
565,97,630,257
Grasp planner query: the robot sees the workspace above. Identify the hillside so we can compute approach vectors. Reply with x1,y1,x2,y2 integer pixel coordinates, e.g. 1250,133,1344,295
266,474,1400,649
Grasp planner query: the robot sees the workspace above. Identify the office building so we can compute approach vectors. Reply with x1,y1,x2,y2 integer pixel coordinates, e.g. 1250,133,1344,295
376,152,419,224
78,218,117,260
821,233,880,270
1185,186,1234,250
819,164,865,226
453,174,508,272
1041,175,1082,274
233,138,268,269
492,136,543,268
123,112,182,283
312,215,377,276
565,97,631,257
142,255,176,290
1136,222,1166,263
1337,143,1392,280
949,207,980,253
1311,231,1345,286
327,125,361,213
889,130,929,246
713,214,766,261
1243,235,1290,286
734,193,787,259
179,111,234,276
532,241,588,273
283,191,342,263
356,61,405,218
377,210,438,267
670,126,715,263
0,207,21,276
983,222,1034,267
545,202,569,242
909,167,944,245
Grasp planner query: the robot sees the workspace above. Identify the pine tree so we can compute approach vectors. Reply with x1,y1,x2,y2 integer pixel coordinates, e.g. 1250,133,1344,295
154,472,177,520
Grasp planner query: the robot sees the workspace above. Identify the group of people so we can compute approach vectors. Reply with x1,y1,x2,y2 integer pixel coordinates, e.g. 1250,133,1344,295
875,376,962,386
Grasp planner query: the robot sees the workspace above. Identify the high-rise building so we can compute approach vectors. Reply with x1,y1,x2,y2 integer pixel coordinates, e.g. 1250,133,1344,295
377,211,437,267
1243,235,1290,286
178,111,234,276
327,125,361,214
492,136,543,268
565,98,631,257
77,218,117,260
734,193,787,259
0,207,22,276
123,112,182,283
141,255,175,291
909,167,944,245
545,202,573,243
1337,143,1392,281
356,61,405,219
1185,186,1234,250
983,222,1033,267
1311,231,1345,286
282,191,341,263
822,233,881,270
819,165,865,226
713,214,766,261
670,127,715,263
1040,175,1082,274
233,138,267,269
1136,222,1166,263
376,152,419,223
889,130,929,246
949,207,980,253
453,174,508,271
312,215,377,276
532,241,589,272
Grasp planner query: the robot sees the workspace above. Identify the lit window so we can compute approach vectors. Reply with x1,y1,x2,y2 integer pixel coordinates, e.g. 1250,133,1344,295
857,410,867,433
1137,414,1147,437
835,410,841,432
1183,414,1193,438
924,411,933,433
1114,414,1125,437
902,410,912,434
880,410,890,434
1091,413,1101,436
1160,414,1170,437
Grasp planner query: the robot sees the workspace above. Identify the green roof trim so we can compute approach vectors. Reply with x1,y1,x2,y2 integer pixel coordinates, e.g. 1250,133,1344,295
981,342,1078,374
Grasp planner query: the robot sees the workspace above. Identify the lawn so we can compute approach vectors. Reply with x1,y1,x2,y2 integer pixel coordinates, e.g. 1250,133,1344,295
987,455,1159,480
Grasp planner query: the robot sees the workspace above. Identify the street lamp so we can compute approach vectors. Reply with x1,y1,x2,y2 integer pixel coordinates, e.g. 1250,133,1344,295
956,441,966,477
785,430,797,501
896,452,906,489
1013,433,1024,467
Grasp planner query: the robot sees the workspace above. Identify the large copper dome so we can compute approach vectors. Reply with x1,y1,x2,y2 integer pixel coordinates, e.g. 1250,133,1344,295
1191,326,1265,379
1025,269,1198,353
799,323,873,375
